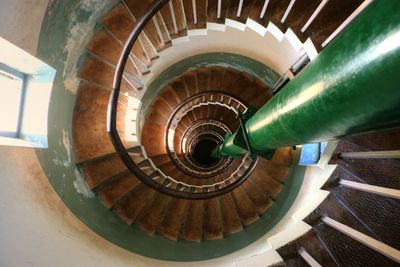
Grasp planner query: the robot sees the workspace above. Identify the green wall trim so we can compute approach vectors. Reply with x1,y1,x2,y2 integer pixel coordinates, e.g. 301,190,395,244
35,0,304,261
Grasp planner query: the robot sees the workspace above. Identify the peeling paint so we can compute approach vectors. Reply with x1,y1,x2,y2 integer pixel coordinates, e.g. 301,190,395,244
62,0,117,94
73,168,95,198
62,129,72,165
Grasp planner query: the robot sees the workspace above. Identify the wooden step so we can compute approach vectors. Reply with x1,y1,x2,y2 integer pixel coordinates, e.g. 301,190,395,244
226,0,256,23
248,0,291,29
197,67,211,92
239,78,273,108
97,171,140,208
323,166,400,250
256,158,290,183
137,193,172,234
209,67,225,91
113,183,156,224
231,187,259,225
157,197,189,240
277,229,337,267
81,154,127,189
303,0,364,49
221,68,242,93
272,147,294,166
311,218,398,266
73,82,136,163
124,0,172,52
171,77,191,101
141,123,167,156
182,0,207,30
101,3,156,65
146,98,173,127
183,70,199,96
159,85,182,109
160,0,187,39
241,180,273,215
227,72,255,97
344,128,400,151
150,154,171,166
183,200,204,241
203,197,224,240
281,0,323,42
207,0,229,24
219,193,243,234
78,53,139,92
86,29,140,77
250,171,283,200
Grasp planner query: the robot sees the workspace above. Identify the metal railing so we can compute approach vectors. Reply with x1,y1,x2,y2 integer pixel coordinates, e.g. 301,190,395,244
107,0,258,199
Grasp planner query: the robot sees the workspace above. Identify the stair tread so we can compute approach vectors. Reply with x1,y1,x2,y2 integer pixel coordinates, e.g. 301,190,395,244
114,184,156,224
124,0,171,52
81,154,126,189
207,0,228,24
182,0,207,30
226,0,255,23
86,29,140,77
97,172,140,208
73,82,135,163
203,197,224,240
314,222,398,267
277,229,337,267
101,3,153,65
241,180,273,215
250,171,283,200
78,53,139,92
231,187,259,225
183,200,204,242
157,198,188,240
344,128,400,151
160,0,187,39
137,193,172,234
324,166,400,250
304,0,364,49
141,123,167,156
219,193,243,234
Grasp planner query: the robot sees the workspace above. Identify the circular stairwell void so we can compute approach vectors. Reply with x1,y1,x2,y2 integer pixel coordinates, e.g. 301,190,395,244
37,0,400,264
32,0,356,261
190,138,220,168
71,59,304,260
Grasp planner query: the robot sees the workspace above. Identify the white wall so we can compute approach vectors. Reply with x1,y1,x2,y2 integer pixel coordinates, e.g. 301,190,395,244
0,2,320,266
0,146,269,266
0,0,49,56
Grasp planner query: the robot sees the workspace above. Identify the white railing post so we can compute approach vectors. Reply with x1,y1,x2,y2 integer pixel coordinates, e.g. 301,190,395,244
339,179,400,200
322,216,400,263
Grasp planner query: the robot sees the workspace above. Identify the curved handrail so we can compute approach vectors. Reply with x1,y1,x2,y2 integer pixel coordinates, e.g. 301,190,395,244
164,91,248,177
107,0,258,199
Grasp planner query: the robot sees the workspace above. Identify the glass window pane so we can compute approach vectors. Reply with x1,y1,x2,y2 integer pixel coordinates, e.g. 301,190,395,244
0,70,22,136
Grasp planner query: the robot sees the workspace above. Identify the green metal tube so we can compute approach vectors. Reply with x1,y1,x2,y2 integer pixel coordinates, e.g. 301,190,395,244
211,133,246,159
214,0,400,157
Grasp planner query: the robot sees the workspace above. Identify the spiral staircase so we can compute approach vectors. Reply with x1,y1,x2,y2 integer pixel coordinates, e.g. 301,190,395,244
36,0,400,265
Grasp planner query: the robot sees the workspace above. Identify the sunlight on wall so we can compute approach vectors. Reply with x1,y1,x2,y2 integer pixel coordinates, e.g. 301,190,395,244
0,71,22,135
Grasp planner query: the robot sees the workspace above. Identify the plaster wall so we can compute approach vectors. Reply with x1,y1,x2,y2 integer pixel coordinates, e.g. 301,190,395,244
0,0,49,56
0,1,320,266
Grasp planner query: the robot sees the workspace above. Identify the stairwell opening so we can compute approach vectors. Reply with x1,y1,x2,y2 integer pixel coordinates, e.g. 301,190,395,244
190,138,219,168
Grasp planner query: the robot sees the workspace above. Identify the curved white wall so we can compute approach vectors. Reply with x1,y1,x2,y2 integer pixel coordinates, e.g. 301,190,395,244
0,2,330,266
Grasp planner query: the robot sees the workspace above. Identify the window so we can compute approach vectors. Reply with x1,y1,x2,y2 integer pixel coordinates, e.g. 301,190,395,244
0,36,56,148
0,64,25,138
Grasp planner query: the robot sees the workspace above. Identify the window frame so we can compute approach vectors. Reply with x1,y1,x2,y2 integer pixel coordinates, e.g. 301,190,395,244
0,63,27,138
